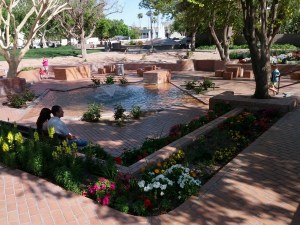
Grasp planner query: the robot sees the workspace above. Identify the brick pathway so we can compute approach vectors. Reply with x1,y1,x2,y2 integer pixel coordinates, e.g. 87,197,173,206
1,72,300,224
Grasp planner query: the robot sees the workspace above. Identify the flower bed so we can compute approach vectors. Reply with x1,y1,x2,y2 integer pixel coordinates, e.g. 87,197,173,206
0,107,283,216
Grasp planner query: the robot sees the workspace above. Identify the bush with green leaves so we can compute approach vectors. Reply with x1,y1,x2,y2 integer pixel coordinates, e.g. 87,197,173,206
91,78,101,85
105,75,115,84
119,76,128,84
131,105,142,119
114,104,126,121
22,89,35,101
20,66,38,71
82,103,102,122
6,93,26,108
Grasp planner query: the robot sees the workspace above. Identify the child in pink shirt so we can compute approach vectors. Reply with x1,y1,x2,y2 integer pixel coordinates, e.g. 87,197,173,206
42,57,49,78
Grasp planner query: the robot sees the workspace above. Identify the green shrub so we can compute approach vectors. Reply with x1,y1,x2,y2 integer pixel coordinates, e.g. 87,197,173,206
202,78,214,90
82,103,102,122
21,66,37,71
105,75,114,84
22,89,35,101
54,166,82,194
131,105,141,119
119,77,128,84
184,80,197,90
7,93,26,108
91,78,101,85
114,104,125,121
79,144,109,160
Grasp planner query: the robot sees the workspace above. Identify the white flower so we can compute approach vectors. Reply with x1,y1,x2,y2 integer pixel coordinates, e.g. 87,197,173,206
153,181,160,188
160,191,164,196
160,184,167,190
138,180,145,188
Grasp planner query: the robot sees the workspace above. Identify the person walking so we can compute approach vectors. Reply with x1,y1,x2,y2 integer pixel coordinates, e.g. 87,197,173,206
42,57,49,78
48,105,88,147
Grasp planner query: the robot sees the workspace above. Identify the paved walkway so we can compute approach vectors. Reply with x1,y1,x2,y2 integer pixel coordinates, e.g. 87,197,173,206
1,72,300,224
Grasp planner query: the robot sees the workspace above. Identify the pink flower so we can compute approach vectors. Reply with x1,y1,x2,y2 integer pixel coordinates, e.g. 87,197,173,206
88,185,96,194
100,184,106,190
110,183,116,190
97,197,101,203
99,177,106,182
102,195,110,205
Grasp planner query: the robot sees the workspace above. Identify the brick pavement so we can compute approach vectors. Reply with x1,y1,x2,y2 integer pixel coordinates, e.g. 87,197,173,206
1,72,300,224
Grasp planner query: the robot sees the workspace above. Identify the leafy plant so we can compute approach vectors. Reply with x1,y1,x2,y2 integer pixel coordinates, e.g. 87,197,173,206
201,78,214,90
82,103,101,122
114,104,126,121
20,66,38,71
91,78,101,85
131,105,142,119
105,75,115,84
6,93,26,108
184,80,197,90
22,89,35,101
119,76,128,84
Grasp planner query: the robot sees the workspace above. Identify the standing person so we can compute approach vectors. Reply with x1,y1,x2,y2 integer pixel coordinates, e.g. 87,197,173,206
42,57,49,78
36,108,52,135
48,105,88,147
269,64,280,95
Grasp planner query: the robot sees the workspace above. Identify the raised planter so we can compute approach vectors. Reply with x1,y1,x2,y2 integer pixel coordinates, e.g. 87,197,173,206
17,69,40,83
0,77,26,97
176,59,194,71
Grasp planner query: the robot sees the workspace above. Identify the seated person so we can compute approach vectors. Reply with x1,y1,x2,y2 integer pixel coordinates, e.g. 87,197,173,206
36,108,51,135
48,105,88,147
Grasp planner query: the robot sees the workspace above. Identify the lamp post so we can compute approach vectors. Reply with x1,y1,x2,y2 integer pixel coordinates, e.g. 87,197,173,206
146,10,154,53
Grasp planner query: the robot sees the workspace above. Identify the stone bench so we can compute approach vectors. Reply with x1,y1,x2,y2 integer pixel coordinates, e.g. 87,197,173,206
215,70,224,77
226,67,241,78
53,65,91,80
290,71,300,80
243,70,254,79
143,69,171,84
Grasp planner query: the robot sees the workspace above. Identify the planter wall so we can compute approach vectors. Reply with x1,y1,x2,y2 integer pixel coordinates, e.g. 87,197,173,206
0,77,26,97
17,69,40,83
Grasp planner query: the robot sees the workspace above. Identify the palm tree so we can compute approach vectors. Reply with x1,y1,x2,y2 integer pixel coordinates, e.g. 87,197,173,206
137,13,143,28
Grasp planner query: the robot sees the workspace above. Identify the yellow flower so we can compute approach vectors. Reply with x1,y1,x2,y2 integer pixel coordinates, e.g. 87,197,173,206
7,132,13,144
15,132,23,144
154,169,160,174
33,131,39,142
71,142,77,150
2,142,9,152
157,163,161,167
48,127,55,139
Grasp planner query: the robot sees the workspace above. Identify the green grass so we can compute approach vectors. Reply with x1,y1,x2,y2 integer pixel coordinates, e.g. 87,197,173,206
0,46,103,61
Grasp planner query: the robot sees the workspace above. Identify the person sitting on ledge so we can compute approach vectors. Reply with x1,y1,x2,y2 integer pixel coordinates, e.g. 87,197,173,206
48,105,88,147
36,107,51,135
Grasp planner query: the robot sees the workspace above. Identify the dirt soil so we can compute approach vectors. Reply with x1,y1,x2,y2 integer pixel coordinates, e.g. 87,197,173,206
0,50,221,72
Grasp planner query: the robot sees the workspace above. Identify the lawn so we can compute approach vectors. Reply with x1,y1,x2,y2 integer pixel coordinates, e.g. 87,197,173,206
0,46,103,61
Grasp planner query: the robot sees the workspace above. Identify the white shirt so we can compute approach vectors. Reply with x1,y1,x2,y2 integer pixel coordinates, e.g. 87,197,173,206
47,117,70,136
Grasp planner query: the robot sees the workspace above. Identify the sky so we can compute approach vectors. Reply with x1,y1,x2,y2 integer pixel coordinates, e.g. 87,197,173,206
107,0,152,28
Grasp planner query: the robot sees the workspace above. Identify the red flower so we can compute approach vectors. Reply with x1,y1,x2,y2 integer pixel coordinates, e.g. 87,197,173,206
144,198,153,209
82,191,88,197
114,157,122,165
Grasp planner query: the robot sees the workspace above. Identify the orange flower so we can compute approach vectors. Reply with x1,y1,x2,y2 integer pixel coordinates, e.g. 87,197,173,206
157,163,161,167
154,169,160,174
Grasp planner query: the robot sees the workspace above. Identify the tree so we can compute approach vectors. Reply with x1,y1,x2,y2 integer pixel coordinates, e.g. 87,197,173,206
240,0,300,98
0,0,69,78
137,13,143,28
96,18,131,39
56,0,120,60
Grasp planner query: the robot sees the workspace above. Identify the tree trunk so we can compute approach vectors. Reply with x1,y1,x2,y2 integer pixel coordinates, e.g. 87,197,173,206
209,25,226,61
191,31,196,51
81,34,87,60
250,47,271,99
41,32,48,48
7,57,21,78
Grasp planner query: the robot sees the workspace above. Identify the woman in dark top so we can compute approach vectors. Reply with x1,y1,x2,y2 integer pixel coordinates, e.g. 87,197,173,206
36,108,51,134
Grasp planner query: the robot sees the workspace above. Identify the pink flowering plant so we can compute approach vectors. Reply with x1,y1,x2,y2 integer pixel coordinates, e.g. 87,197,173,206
86,177,116,205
